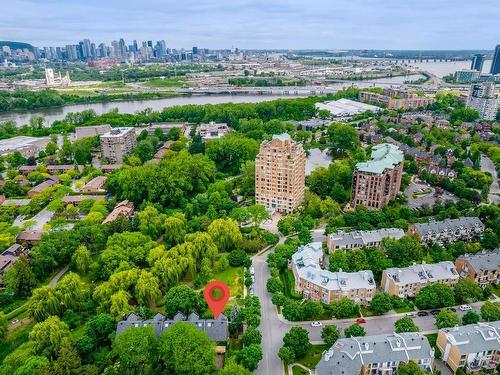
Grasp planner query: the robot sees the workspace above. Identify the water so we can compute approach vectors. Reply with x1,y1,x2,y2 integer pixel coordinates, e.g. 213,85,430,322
407,60,492,78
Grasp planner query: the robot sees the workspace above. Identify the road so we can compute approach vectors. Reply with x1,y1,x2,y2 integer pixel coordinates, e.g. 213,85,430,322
480,154,500,204
13,207,53,231
253,236,497,375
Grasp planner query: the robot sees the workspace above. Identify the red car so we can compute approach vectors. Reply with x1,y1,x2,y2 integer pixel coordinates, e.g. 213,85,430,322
356,318,366,324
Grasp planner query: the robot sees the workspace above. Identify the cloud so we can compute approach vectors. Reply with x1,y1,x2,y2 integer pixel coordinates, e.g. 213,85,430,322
0,0,499,49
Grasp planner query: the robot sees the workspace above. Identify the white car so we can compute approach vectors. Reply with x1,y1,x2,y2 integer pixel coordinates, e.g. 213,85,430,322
311,321,322,327
406,313,417,318
249,287,255,296
459,305,472,311
251,275,255,282
249,266,255,275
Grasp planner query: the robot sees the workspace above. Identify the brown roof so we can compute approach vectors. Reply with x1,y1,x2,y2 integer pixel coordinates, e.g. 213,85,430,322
102,200,134,224
62,195,105,205
82,176,107,192
101,164,123,172
16,230,43,243
27,177,60,196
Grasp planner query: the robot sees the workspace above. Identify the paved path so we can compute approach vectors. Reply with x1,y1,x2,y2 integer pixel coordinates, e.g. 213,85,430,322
481,154,500,204
49,265,69,286
13,207,53,231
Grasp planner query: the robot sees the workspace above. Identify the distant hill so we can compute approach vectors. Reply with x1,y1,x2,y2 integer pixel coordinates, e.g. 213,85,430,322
0,41,34,51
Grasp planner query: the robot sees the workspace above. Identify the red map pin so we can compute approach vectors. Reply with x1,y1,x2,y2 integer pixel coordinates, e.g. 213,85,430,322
204,280,230,318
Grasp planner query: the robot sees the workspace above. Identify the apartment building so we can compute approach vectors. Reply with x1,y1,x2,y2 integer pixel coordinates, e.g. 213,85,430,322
100,127,137,163
455,249,500,287
437,322,500,373
359,88,435,110
291,242,376,305
350,143,404,210
255,133,306,214
407,217,485,245
381,261,459,298
327,228,404,252
466,82,499,120
316,332,434,375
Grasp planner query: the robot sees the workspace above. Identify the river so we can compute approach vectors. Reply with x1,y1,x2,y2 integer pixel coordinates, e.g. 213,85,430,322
0,72,426,126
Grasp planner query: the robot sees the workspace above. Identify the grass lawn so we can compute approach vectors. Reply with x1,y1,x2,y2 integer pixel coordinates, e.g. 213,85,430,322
296,344,330,369
425,333,442,359
292,366,308,375
280,269,302,301
212,266,243,299
360,306,376,317
394,304,415,313
491,284,500,298
0,321,35,362
141,78,187,88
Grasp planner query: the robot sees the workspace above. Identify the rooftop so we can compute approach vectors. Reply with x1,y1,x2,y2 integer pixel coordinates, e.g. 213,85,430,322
440,321,500,354
315,99,382,117
413,217,484,236
355,143,404,174
101,127,135,138
458,249,500,272
385,261,459,285
316,332,433,375
329,228,404,249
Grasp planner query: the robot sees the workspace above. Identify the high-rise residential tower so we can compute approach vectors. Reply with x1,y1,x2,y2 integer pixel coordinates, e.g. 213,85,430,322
490,45,500,75
471,53,485,71
466,82,499,120
255,134,305,214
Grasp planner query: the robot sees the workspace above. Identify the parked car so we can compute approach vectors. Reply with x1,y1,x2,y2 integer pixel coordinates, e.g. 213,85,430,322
311,321,322,327
249,287,254,296
448,307,457,312
430,310,440,315
356,318,366,324
459,305,472,311
251,275,255,283
249,266,255,275
406,313,417,318
417,311,429,317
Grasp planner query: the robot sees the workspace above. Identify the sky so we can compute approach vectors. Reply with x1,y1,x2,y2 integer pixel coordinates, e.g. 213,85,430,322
1,0,499,50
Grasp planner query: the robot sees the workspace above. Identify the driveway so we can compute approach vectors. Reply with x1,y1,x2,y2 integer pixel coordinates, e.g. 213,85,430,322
480,155,500,204
405,178,457,209
13,207,53,231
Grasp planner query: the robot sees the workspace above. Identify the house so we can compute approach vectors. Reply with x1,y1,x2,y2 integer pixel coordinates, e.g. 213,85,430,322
46,165,82,175
16,230,43,246
27,176,60,197
81,176,107,193
407,217,484,245
327,228,404,252
18,165,37,176
437,322,500,373
0,244,29,275
101,164,123,173
381,261,459,298
102,200,134,224
316,332,434,375
116,311,228,342
154,141,173,160
291,242,376,305
62,195,104,206
455,249,500,287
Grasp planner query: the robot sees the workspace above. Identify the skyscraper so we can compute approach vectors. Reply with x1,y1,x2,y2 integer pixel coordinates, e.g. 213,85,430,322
491,45,500,75
466,82,499,120
470,54,484,72
255,133,306,214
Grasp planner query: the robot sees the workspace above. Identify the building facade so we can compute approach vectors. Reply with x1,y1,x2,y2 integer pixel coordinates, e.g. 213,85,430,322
316,332,434,375
196,122,230,141
455,249,500,287
100,127,137,163
291,242,376,305
359,88,435,110
466,82,499,120
381,261,459,298
350,143,404,210
471,54,485,72
255,133,306,214
407,217,484,245
437,322,500,373
491,45,500,75
327,228,404,252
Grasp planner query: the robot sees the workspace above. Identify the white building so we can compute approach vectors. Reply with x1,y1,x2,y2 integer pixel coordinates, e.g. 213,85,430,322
466,83,499,120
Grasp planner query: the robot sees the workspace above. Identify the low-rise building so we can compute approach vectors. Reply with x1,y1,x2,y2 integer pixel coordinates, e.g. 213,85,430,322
153,141,173,160
75,124,112,140
316,332,434,375
326,228,404,252
146,122,189,136
407,217,484,245
46,164,82,175
381,261,459,298
196,122,230,141
455,249,500,287
100,127,137,163
437,322,500,373
291,242,376,305
116,311,228,342
359,88,435,110
102,200,134,224
16,230,43,246
18,165,37,175
62,195,104,206
0,136,50,158
0,244,29,276
101,164,123,173
81,176,107,193
27,176,60,197
315,98,382,117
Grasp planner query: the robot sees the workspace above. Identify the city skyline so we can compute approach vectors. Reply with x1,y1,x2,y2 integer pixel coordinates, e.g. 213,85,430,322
1,0,499,49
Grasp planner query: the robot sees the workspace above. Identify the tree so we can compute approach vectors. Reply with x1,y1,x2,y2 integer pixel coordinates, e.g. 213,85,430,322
228,249,250,267
320,325,340,346
398,361,424,375
133,140,155,163
454,279,483,304
327,123,360,155
383,236,424,267
369,292,393,315
164,215,187,246
205,134,259,175
302,301,324,320
208,218,242,252
49,338,82,375
164,285,198,317
236,344,263,372
137,205,166,239
6,151,27,168
219,361,252,375
29,316,71,359
481,301,500,322
462,310,480,325
135,270,162,306
113,326,158,375
0,312,7,340
282,300,304,321
330,297,359,319
3,255,37,297
283,327,311,358
344,323,366,338
71,245,92,275
13,356,50,375
394,317,419,333
242,327,262,346
110,290,133,321
271,292,287,307
435,309,460,329
266,277,284,294
159,322,216,375
278,346,295,364
414,283,455,310
246,204,269,228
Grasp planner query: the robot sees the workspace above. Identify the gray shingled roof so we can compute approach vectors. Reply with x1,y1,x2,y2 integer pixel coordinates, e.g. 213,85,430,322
116,312,228,342
329,228,404,249
440,321,500,355
458,249,500,273
316,332,433,375
413,217,484,236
